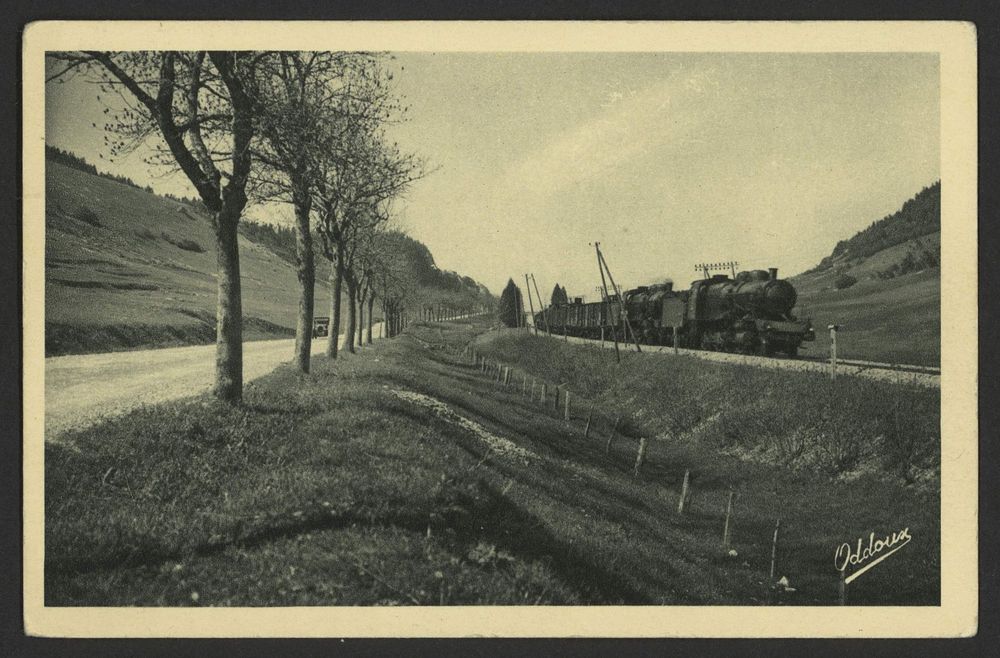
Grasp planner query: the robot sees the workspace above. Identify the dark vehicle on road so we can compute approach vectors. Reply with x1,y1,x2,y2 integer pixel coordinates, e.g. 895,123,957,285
312,316,330,338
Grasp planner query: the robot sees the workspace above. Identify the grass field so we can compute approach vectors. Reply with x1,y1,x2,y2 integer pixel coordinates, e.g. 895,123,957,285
45,160,334,355
790,236,940,367
46,317,939,606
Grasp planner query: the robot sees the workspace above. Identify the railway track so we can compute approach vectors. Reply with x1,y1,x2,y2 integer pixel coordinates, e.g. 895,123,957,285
797,354,940,377
524,328,940,388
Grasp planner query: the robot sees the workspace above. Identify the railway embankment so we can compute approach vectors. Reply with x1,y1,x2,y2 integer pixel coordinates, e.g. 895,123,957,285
476,327,941,481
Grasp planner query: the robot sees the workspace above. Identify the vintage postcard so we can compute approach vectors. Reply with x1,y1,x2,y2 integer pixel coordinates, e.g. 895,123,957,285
22,21,977,637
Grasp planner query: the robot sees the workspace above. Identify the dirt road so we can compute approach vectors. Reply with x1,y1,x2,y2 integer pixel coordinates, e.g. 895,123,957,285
45,327,381,440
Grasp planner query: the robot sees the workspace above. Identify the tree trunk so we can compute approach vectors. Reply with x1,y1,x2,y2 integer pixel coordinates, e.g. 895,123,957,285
356,290,365,347
213,210,243,402
343,277,357,354
366,295,375,344
327,254,343,358
292,184,313,373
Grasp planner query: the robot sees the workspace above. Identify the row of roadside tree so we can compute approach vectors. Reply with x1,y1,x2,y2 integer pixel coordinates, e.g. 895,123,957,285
48,50,481,402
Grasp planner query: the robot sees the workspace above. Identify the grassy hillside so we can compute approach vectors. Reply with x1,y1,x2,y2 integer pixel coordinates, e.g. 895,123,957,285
793,265,939,367
45,159,333,355
46,318,939,606
790,184,940,367
44,153,491,356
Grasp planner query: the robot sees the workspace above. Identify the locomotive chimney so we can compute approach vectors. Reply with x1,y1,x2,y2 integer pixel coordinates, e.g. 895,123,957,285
769,267,778,281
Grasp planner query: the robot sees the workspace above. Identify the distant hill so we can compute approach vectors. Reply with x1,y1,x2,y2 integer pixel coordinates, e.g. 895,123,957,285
805,181,940,276
44,148,492,356
791,182,940,366
237,221,491,310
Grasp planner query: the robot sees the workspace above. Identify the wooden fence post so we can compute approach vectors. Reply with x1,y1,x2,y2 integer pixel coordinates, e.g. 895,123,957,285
633,437,647,477
829,324,839,381
584,407,594,439
540,383,547,406
564,390,571,421
673,326,680,355
552,385,560,412
531,379,536,401
722,489,735,548
605,415,620,455
677,469,691,514
769,519,781,582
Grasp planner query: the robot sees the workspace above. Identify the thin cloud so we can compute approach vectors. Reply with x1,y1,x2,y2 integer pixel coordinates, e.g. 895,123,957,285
497,69,721,200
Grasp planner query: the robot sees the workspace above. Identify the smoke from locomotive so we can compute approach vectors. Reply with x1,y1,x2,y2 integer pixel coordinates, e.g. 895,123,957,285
533,267,814,356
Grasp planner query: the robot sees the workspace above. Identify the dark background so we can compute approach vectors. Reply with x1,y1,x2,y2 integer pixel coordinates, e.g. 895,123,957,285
2,1,996,655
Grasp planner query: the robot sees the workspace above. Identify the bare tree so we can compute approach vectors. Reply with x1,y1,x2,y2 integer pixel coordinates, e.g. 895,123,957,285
351,225,393,346
314,113,425,357
48,51,261,402
251,52,372,373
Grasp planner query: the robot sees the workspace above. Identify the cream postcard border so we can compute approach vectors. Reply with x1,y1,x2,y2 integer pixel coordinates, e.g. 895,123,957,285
22,20,978,638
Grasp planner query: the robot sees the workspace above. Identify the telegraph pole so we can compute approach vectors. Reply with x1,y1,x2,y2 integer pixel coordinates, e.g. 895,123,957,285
524,274,538,335
597,246,641,353
594,242,621,363
529,274,549,336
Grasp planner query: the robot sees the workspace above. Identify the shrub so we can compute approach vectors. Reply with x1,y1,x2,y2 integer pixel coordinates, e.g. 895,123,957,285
174,238,204,252
161,232,205,253
833,273,857,290
74,206,102,227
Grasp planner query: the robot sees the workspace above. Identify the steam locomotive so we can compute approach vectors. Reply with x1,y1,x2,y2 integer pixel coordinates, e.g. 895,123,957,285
533,267,814,357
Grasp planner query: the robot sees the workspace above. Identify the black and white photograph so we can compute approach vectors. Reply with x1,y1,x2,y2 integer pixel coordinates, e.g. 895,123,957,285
22,21,978,637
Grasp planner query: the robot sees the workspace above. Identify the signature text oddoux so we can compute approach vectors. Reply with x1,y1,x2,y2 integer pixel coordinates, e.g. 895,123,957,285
835,527,912,585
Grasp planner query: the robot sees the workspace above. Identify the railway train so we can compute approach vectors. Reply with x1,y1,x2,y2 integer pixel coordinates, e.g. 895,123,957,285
533,267,815,356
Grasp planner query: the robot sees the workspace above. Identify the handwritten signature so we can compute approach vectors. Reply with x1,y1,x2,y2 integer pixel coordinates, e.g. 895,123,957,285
834,527,912,584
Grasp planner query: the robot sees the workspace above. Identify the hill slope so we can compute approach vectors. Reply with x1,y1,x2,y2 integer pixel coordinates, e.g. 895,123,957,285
44,153,490,356
790,183,940,366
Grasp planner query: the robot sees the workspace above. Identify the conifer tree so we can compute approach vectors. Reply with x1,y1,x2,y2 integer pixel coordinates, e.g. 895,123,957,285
498,279,524,328
551,283,569,306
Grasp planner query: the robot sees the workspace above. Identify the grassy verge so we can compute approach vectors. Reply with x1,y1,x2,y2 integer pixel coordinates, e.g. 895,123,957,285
46,318,939,606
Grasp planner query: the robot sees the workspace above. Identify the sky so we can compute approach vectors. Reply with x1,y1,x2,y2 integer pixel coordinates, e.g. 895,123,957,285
45,52,939,298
